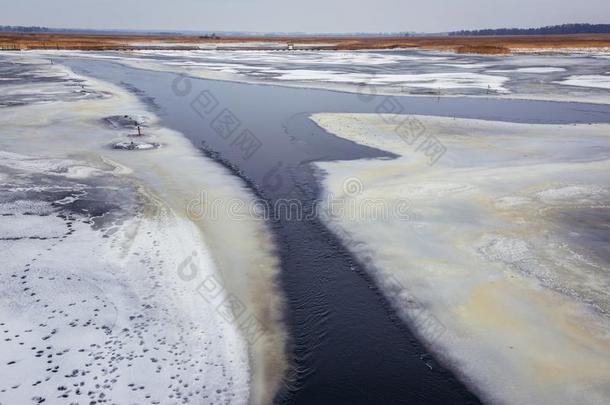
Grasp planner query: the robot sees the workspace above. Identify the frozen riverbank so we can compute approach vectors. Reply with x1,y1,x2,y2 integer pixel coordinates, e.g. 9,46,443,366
0,53,286,404
312,112,610,405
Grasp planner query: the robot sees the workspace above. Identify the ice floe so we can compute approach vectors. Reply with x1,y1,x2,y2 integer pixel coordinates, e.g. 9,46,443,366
270,69,508,92
112,141,161,150
557,74,610,90
489,67,567,73
514,66,567,73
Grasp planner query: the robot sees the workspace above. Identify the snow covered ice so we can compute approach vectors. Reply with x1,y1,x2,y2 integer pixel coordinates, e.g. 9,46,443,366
0,52,286,405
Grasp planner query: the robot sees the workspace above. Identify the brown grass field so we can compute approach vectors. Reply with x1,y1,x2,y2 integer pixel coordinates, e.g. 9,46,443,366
1,32,609,53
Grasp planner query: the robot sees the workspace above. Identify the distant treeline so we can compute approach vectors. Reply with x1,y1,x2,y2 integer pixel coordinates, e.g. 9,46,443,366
450,23,610,36
0,26,52,33
2,23,610,37
0,25,174,35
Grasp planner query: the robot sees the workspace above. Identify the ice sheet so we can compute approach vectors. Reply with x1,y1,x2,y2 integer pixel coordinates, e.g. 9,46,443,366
0,53,287,405
312,112,610,405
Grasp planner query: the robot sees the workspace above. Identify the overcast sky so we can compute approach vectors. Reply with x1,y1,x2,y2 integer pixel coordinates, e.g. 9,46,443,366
1,0,609,33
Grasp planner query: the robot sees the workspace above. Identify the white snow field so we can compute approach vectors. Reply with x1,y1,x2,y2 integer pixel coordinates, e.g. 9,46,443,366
311,112,610,405
0,53,286,405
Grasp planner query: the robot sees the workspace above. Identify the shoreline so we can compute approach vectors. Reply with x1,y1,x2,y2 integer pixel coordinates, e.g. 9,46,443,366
1,32,610,55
